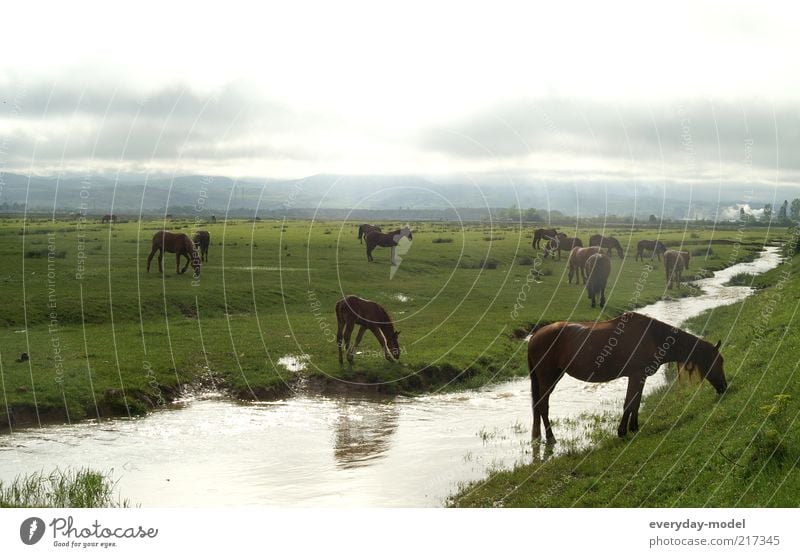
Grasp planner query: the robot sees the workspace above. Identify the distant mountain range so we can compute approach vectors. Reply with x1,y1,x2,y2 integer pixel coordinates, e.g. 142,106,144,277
0,172,796,221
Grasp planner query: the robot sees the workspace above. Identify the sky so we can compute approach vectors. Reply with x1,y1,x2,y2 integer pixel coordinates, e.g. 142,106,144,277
1,0,798,189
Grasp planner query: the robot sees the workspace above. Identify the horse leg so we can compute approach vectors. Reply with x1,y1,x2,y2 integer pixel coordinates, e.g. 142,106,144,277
343,320,356,363
336,319,345,365
619,375,645,437
352,325,367,353
531,374,542,440
146,247,157,272
366,244,374,262
158,250,164,273
390,246,396,265
177,253,192,274
600,287,606,308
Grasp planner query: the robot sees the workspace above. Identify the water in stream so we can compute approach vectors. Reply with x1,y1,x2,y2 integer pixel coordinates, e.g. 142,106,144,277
0,247,782,506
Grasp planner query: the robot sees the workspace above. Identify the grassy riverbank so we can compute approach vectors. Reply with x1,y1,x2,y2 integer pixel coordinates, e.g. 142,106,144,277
451,248,800,507
0,217,781,429
0,468,128,508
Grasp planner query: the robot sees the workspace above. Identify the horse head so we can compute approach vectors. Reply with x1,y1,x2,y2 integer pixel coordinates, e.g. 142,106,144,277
684,339,726,394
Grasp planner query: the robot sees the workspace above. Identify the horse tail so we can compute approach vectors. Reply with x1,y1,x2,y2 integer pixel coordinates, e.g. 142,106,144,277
357,225,363,243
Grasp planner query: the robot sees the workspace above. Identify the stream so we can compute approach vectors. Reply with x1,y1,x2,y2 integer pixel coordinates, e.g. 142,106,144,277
0,246,782,506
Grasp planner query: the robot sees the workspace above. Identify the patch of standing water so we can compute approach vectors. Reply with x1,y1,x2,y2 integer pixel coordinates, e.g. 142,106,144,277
277,354,310,372
0,247,782,507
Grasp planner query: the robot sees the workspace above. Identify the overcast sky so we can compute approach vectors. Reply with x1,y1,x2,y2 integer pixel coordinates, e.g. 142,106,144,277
1,0,798,189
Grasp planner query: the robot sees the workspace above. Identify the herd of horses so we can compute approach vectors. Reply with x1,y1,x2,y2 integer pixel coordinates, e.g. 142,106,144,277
534,228,693,309
137,219,725,442
343,224,724,442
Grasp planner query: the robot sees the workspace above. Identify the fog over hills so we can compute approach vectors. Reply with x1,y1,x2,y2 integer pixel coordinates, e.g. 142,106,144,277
0,172,795,221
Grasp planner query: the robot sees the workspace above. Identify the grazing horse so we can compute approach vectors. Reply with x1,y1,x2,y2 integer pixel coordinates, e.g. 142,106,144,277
533,228,560,250
101,214,117,224
357,224,383,244
365,227,413,263
146,231,201,275
193,230,211,262
584,253,611,308
567,246,601,284
664,250,691,289
528,312,726,441
335,295,401,364
543,236,583,260
589,234,625,258
636,239,668,262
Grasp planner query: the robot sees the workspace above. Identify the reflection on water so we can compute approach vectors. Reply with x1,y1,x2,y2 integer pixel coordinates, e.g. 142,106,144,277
332,399,398,469
0,247,782,507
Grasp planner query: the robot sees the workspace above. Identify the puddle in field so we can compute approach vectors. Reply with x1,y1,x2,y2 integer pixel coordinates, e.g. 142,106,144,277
0,247,782,506
277,355,310,373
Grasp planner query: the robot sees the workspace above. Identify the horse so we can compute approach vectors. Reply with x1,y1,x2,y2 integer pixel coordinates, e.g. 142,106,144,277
532,228,560,250
589,234,625,258
584,252,611,308
101,214,117,224
193,230,211,262
357,224,383,244
636,239,668,262
146,231,201,275
335,295,401,364
664,250,691,289
528,312,726,441
210,215,217,223
365,227,412,263
543,236,583,260
567,246,601,284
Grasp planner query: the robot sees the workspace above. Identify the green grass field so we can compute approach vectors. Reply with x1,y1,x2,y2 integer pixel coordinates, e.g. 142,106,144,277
452,244,800,507
0,217,781,428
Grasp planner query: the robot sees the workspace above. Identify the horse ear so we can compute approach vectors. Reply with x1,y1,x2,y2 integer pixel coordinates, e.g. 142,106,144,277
715,340,722,350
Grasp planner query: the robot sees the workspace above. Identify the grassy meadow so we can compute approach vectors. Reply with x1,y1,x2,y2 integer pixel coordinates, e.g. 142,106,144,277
0,216,781,428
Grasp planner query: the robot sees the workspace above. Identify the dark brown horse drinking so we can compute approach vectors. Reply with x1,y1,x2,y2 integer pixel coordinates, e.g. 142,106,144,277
358,224,383,244
146,231,201,275
193,230,211,262
528,312,726,441
543,236,582,260
335,296,401,364
589,234,624,258
636,239,668,262
532,228,560,250
584,252,611,308
365,226,412,263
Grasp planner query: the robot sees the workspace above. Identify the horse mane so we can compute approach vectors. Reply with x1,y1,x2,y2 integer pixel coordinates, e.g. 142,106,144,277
637,313,715,371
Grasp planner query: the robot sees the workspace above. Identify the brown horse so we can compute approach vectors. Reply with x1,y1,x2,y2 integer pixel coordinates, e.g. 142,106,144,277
357,224,382,244
101,214,117,224
193,230,211,262
146,231,201,275
585,252,611,308
636,239,668,262
567,246,601,284
528,312,726,441
589,234,625,258
532,228,560,250
365,227,412,263
335,296,401,364
543,236,583,260
664,250,690,289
